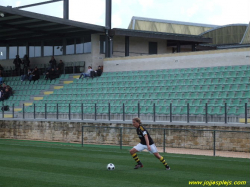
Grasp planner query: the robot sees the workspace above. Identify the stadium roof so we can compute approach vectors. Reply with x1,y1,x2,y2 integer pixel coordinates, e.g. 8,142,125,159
241,22,250,44
109,28,212,45
128,16,218,35
0,5,105,43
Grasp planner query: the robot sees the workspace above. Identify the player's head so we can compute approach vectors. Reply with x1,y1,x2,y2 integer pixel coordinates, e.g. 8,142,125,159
132,117,141,128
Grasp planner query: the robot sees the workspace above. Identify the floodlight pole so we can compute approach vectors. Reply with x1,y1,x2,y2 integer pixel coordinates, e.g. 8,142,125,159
63,0,69,19
105,0,112,58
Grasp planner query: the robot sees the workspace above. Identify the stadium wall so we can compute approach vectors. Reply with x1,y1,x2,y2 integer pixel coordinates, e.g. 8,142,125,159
112,36,168,57
0,121,249,153
103,47,250,72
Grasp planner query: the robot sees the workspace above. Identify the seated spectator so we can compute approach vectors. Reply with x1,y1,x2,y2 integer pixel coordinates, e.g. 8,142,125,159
49,68,57,81
0,88,10,101
90,66,102,78
2,83,6,89
32,67,40,81
6,85,13,96
45,69,50,80
28,69,33,81
57,60,64,74
78,66,92,79
55,67,60,78
49,56,57,69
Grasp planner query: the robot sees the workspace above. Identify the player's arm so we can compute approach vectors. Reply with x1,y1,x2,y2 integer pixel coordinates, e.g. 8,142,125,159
144,134,151,151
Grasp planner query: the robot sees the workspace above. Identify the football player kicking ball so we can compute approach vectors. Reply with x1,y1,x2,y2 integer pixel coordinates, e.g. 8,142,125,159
130,117,170,170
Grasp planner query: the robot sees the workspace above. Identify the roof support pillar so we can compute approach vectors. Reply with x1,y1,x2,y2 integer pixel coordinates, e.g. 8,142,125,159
177,42,181,53
105,32,110,58
125,36,129,56
192,43,196,51
63,0,69,19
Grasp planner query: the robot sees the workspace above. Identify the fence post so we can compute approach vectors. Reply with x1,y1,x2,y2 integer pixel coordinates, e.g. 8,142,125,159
23,103,25,119
245,103,248,124
213,130,216,156
123,103,125,121
108,103,111,121
57,103,59,119
138,102,140,118
225,103,227,124
187,103,189,123
12,103,14,119
120,128,123,150
153,103,156,122
205,103,208,123
170,103,172,122
163,129,166,153
95,103,97,121
69,103,71,120
2,102,4,118
81,103,84,120
34,104,36,119
45,103,47,119
81,126,84,147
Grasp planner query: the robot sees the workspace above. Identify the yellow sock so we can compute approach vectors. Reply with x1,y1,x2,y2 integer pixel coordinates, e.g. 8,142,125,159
132,153,141,164
160,156,168,166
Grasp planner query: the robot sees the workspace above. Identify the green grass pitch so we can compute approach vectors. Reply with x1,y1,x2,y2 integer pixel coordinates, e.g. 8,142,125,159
0,139,249,187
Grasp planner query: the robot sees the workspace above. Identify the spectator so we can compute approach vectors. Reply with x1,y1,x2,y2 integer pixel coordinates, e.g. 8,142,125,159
6,85,13,96
55,67,60,78
78,66,92,79
21,68,32,81
32,67,40,81
13,55,22,75
2,83,6,89
22,54,30,68
57,60,64,74
90,66,102,78
45,69,50,80
0,64,4,71
28,69,33,81
49,56,57,69
49,68,57,81
0,88,10,101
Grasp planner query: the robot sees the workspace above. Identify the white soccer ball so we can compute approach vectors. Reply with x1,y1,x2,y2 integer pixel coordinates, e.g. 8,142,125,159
107,163,115,170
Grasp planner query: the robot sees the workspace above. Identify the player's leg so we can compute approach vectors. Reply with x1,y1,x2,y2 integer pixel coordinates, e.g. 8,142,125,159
150,144,170,170
130,144,145,169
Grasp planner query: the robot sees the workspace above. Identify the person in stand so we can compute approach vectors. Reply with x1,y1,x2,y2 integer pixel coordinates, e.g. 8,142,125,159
55,67,60,78
13,55,22,75
31,67,40,82
78,66,92,79
49,56,57,69
57,60,64,74
0,88,10,101
129,118,170,170
90,66,103,78
49,68,57,81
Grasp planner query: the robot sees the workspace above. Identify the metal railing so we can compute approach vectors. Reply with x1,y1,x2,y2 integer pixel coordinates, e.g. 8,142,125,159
81,126,250,157
1,102,249,124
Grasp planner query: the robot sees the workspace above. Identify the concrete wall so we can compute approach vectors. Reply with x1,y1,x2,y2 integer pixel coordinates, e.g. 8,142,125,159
0,34,105,72
103,47,250,72
1,120,250,153
113,36,168,57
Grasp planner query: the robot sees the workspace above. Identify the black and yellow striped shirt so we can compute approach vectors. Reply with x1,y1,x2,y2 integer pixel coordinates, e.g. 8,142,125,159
136,125,154,145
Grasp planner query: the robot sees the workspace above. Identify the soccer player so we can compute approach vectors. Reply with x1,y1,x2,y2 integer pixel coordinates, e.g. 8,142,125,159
130,117,170,170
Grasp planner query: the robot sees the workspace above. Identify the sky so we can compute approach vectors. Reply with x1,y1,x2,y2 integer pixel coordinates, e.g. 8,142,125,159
0,0,250,28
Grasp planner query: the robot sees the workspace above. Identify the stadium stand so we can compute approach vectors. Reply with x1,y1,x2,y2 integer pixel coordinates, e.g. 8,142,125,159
1,64,249,122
